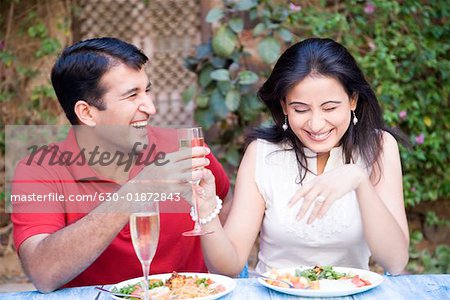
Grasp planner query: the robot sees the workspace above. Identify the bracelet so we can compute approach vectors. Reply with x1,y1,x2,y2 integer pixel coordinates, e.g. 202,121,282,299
190,196,223,225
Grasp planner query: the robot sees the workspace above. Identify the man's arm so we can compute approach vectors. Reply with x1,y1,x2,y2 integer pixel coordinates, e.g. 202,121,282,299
18,198,131,293
15,147,210,292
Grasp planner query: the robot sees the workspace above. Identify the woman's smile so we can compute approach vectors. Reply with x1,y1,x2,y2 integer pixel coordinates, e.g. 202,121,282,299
305,129,334,141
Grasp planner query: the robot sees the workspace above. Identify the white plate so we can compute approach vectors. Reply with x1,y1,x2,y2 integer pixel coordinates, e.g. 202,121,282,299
258,267,384,297
110,272,236,300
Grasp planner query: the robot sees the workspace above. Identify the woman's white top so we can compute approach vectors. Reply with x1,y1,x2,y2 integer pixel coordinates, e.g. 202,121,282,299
254,139,371,273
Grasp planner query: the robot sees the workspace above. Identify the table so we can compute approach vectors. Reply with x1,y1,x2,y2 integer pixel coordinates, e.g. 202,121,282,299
1,275,449,299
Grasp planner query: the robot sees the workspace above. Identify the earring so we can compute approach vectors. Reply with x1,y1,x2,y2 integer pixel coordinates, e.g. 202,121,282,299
352,110,358,125
282,115,289,131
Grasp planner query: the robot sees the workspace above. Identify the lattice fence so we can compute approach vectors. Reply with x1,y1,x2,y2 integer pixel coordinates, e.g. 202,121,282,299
75,0,203,127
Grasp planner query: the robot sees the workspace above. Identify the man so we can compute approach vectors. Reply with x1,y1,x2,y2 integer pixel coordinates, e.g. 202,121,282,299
11,37,229,292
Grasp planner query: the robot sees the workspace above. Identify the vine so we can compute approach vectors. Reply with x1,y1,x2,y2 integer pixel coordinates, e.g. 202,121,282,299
0,0,71,255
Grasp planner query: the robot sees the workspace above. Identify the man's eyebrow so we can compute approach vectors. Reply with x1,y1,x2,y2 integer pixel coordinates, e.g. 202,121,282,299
120,87,138,97
120,82,152,97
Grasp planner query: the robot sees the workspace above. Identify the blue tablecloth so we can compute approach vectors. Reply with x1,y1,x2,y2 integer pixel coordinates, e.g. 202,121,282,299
1,275,449,299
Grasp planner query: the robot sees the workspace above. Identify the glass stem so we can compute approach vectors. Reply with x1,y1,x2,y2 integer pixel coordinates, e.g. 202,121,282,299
142,262,150,300
192,181,201,230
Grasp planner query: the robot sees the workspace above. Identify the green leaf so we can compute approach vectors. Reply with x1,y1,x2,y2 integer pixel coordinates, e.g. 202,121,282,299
211,89,229,119
278,28,293,42
272,5,289,22
260,7,271,18
212,26,237,57
236,0,257,11
195,109,215,128
225,90,241,111
182,84,197,104
206,8,224,23
258,37,281,64
199,66,214,88
217,81,232,94
211,57,226,68
249,8,258,20
410,230,423,243
241,94,263,121
267,22,280,30
36,38,61,58
210,69,230,81
27,23,47,38
238,70,258,85
196,43,212,59
226,148,241,167
0,51,14,66
229,18,244,33
195,95,209,108
253,23,266,36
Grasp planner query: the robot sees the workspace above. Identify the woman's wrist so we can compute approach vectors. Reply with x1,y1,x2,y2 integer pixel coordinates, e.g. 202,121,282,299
191,196,223,225
354,165,372,199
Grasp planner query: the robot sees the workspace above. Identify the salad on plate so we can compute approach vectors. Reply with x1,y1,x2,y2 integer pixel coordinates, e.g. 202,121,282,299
259,265,383,297
263,265,373,290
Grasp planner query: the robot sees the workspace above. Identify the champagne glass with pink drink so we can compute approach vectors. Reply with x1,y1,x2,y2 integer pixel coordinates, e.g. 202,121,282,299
177,127,213,236
130,201,160,300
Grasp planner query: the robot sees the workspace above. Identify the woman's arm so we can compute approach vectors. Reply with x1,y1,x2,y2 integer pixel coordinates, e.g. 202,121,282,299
356,131,409,274
199,141,265,276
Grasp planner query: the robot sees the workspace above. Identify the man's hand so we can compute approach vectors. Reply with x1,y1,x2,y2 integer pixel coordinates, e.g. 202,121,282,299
126,146,211,207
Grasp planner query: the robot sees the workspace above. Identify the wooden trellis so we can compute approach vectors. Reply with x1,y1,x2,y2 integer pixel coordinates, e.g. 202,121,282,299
75,0,204,127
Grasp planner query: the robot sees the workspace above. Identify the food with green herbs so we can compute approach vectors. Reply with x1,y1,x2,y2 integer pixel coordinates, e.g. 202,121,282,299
111,272,225,299
265,266,372,290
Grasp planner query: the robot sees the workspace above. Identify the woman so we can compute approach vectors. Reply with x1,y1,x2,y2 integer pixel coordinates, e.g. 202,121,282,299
196,38,409,276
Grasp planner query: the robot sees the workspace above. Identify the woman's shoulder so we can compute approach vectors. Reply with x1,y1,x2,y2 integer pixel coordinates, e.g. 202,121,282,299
379,130,400,151
245,139,289,162
253,138,289,148
250,139,291,155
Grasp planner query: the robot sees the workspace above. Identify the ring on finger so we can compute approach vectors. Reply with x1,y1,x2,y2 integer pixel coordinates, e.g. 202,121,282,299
315,195,326,203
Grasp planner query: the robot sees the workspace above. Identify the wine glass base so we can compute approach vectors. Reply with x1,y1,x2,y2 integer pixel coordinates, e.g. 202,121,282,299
182,229,214,236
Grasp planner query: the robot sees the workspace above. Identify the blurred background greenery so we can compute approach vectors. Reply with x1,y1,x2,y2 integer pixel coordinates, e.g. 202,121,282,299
0,0,448,285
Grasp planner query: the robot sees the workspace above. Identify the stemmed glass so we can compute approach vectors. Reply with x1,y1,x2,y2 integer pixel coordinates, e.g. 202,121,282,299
130,201,160,300
177,127,213,236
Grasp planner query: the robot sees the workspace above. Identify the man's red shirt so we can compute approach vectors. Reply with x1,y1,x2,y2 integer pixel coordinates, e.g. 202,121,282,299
11,127,229,287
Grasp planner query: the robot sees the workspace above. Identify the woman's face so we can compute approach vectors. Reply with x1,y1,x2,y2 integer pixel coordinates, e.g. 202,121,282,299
281,75,357,154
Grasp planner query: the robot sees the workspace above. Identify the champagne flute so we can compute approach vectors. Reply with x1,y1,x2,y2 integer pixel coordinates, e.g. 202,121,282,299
178,127,213,236
130,201,160,300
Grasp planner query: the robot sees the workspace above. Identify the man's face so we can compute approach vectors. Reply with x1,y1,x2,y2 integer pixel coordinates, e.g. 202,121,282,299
92,63,156,153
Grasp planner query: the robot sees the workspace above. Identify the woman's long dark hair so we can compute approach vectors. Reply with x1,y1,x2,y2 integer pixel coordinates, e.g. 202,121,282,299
249,38,406,183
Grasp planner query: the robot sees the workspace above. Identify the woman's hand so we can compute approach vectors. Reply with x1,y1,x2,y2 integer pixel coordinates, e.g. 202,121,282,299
130,146,210,207
288,164,368,224
195,168,219,218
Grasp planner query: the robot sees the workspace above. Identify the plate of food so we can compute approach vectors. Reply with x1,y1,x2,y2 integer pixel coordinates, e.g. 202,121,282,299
258,265,383,297
109,271,236,300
